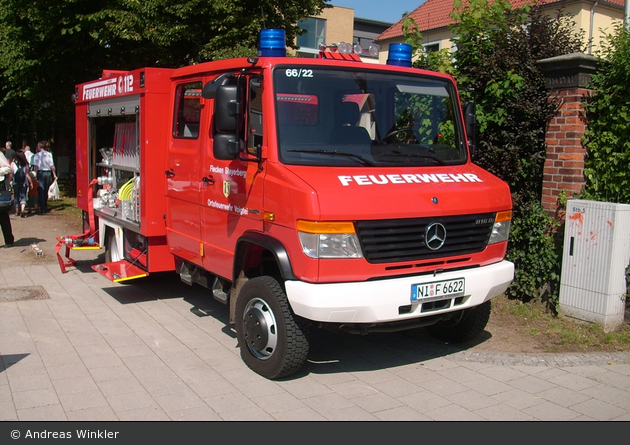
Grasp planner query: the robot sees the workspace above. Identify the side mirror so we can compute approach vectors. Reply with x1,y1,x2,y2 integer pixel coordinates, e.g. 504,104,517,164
212,81,245,160
213,133,240,160
202,72,234,99
463,101,477,158
215,84,239,132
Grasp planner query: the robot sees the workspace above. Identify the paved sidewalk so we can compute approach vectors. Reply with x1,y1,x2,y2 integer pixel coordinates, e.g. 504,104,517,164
1,215,629,421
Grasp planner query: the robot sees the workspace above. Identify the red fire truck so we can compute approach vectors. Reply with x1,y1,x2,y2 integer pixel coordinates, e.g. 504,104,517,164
57,30,514,379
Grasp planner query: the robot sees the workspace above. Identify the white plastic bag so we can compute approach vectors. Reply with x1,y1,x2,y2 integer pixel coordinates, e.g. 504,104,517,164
0,152,10,182
48,179,60,200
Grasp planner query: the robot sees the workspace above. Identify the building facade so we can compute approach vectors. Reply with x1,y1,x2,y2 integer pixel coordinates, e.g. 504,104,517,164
293,6,393,63
374,0,626,63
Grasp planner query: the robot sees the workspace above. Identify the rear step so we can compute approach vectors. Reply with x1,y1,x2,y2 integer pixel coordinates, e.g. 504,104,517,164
92,260,148,283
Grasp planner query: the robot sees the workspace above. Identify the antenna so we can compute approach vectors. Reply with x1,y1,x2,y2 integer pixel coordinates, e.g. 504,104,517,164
261,6,266,29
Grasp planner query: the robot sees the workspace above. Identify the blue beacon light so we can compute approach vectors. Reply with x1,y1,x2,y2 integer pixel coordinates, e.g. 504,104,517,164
386,43,413,67
258,29,287,57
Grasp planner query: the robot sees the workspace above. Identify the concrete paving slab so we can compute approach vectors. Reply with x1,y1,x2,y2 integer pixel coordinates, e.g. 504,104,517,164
0,234,629,422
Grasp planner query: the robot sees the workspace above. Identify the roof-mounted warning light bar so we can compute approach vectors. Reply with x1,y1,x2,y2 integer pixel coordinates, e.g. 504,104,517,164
318,41,379,61
255,29,413,68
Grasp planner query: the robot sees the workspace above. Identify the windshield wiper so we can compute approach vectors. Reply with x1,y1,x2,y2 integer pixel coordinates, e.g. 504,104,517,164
375,152,446,165
287,149,375,166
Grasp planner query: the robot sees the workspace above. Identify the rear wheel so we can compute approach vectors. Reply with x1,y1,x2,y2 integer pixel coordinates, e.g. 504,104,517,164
104,229,122,263
425,300,491,343
235,276,310,379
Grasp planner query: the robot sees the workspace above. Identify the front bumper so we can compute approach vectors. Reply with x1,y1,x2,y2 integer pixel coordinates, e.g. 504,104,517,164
285,260,514,323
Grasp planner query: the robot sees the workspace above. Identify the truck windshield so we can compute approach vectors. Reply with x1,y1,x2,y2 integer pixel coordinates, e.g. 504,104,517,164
274,66,467,167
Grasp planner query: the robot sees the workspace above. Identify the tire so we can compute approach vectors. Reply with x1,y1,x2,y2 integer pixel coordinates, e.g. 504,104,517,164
425,300,491,343
104,229,121,263
235,276,310,379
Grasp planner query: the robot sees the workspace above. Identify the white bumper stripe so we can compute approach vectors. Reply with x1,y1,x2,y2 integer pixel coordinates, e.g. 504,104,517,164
285,260,514,323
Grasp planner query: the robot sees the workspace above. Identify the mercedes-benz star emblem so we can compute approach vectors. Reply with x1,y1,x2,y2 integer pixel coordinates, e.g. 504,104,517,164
425,222,447,250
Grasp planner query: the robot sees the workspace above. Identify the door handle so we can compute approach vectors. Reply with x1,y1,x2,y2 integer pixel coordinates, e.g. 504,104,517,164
165,169,175,178
202,176,215,185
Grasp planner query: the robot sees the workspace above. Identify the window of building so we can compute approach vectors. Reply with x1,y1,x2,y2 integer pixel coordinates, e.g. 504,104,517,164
297,17,326,50
353,37,379,58
424,43,440,53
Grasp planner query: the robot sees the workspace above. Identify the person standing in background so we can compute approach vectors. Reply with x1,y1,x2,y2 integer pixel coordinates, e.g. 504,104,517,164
23,145,37,213
11,149,33,217
3,141,16,163
0,150,14,246
31,140,57,214
22,143,36,212
1,141,16,195
23,144,34,165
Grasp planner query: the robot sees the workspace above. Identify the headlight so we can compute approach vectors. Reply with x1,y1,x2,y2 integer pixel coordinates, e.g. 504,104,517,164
297,220,363,259
489,211,511,244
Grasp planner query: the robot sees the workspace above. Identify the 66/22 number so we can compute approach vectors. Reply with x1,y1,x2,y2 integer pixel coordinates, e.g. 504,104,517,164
285,69,313,78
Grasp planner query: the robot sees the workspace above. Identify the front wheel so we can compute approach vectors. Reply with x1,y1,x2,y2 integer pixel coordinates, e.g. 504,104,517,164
425,300,491,343
235,276,310,379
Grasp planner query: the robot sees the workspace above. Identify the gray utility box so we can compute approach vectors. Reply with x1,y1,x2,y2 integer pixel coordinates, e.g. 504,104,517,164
559,199,630,332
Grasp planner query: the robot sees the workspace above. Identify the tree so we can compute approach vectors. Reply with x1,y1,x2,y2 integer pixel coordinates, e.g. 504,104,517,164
582,22,630,204
451,0,584,208
0,0,110,144
449,0,584,305
401,13,454,75
402,0,585,305
78,0,330,66
0,0,330,146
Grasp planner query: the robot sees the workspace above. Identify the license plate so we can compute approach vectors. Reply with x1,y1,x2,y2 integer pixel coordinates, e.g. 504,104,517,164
411,278,465,303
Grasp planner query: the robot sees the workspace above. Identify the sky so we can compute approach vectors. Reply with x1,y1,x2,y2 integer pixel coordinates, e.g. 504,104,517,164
329,0,427,24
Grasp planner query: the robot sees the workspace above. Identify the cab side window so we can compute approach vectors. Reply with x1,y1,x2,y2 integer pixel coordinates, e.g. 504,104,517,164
247,79,263,155
173,82,202,139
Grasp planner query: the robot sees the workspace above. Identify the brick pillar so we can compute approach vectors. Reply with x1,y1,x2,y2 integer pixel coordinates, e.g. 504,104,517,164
537,53,598,217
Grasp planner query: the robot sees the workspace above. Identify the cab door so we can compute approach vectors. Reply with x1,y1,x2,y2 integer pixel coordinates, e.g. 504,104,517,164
200,75,265,279
165,80,206,266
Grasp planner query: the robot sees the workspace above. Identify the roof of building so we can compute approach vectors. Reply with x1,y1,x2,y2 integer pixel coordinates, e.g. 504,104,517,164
375,0,626,42
354,17,395,26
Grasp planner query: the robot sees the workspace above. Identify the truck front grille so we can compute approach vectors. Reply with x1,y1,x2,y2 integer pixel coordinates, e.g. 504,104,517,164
354,213,495,264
